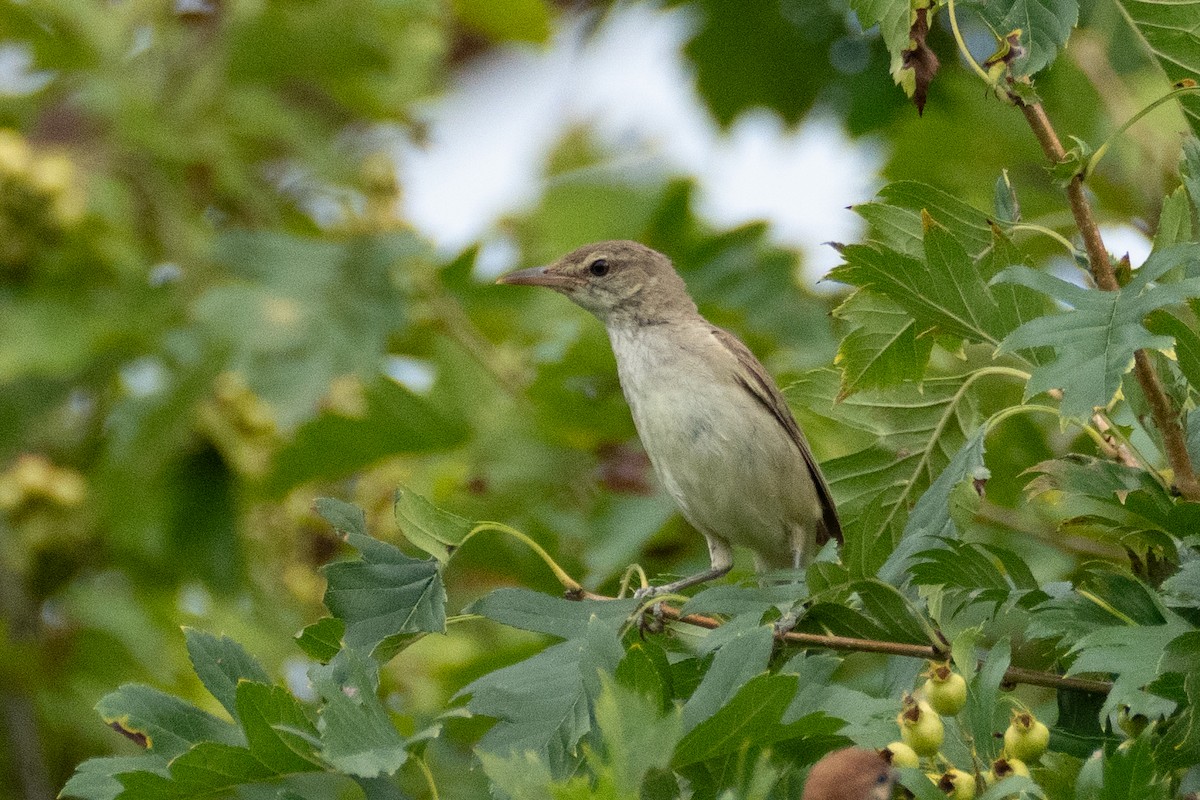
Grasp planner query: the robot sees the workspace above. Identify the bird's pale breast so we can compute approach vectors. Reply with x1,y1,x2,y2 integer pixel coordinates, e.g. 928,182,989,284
608,322,821,569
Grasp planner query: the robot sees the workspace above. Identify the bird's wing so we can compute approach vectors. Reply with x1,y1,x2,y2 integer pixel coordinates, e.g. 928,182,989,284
709,326,843,545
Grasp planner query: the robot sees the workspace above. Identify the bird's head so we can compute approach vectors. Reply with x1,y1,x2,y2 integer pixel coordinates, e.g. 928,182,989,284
801,747,898,800
496,240,697,326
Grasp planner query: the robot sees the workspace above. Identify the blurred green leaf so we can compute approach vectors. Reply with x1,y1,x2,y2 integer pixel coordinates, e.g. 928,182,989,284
452,0,552,43
1117,0,1200,136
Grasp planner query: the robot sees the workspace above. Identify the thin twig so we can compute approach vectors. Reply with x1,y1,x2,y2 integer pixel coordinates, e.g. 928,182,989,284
574,589,1113,695
1014,100,1200,500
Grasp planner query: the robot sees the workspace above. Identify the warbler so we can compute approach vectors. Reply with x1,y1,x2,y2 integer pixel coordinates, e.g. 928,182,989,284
498,241,840,596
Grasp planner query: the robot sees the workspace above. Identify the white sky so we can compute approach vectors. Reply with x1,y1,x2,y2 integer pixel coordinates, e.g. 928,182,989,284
394,3,885,282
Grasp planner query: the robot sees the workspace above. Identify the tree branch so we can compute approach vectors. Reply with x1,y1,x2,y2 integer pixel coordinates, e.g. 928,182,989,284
1016,100,1200,501
577,590,1113,696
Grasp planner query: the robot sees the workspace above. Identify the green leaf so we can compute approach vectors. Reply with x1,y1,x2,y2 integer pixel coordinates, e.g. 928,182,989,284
1183,138,1200,217
1092,735,1171,799
791,368,1010,577
393,486,474,564
308,649,408,778
1153,186,1193,251
295,617,346,663
459,616,623,777
315,497,369,539
183,628,270,725
680,624,774,733
849,579,934,644
856,182,996,257
958,640,1011,764
1144,308,1200,389
994,169,1020,225
1117,2,1200,136
848,0,911,77
322,527,446,661
832,290,934,398
966,0,1080,75
1068,619,1190,720
587,674,682,796
615,642,674,714
879,428,988,586
674,674,842,767
198,231,424,429
831,211,1043,353
235,681,321,774
95,684,242,758
265,378,469,496
60,756,169,800
995,244,1200,418
468,587,639,640
113,743,274,798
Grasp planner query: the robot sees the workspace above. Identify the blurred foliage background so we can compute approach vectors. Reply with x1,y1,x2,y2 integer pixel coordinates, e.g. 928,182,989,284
0,0,1191,797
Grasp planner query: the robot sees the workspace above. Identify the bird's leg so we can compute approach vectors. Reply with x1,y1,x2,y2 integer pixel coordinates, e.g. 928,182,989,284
632,537,733,632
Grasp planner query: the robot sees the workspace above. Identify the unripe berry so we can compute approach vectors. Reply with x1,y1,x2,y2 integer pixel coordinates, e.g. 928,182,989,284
897,696,944,756
1003,711,1049,762
923,662,967,716
989,756,1030,782
881,741,920,768
935,768,977,800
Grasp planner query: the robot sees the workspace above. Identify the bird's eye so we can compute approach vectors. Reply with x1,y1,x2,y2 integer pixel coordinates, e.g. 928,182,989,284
588,258,610,277
876,772,890,784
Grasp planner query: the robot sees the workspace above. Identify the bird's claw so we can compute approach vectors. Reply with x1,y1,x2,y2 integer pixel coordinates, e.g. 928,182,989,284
632,585,665,635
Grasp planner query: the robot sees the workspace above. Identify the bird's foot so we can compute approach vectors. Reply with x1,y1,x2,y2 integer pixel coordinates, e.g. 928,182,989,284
772,611,798,639
632,585,666,635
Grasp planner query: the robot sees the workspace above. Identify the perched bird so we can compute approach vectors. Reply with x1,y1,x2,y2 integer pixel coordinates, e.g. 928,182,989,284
801,748,898,800
497,241,840,597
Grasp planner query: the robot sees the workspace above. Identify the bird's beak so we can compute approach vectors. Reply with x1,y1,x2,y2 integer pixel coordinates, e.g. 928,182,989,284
495,265,578,290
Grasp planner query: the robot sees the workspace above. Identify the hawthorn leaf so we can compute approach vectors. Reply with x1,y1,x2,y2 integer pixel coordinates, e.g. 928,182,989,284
183,628,271,724
965,0,1079,76
308,649,408,778
832,290,933,398
393,486,474,563
994,245,1200,418
1117,2,1200,136
95,684,242,759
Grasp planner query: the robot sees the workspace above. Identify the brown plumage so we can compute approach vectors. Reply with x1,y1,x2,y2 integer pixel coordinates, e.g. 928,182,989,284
498,241,840,596
801,748,897,800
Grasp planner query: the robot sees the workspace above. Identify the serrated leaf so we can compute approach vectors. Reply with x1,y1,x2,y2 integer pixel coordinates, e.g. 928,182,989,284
308,649,408,778
95,684,242,758
295,617,345,663
959,640,1011,763
831,212,1044,353
833,290,934,397
458,616,623,777
235,682,321,774
879,428,987,586
615,642,674,714
113,743,273,798
1154,186,1193,251
60,756,169,800
850,579,934,644
1118,2,1200,137
966,0,1079,75
995,245,1200,418
1068,617,1191,720
1183,137,1200,216
1094,734,1172,799
322,524,445,660
393,486,474,563
857,182,996,257
1145,308,1200,389
587,675,682,796
468,587,638,640
791,369,1009,577
848,0,910,77
183,628,271,724
680,624,774,733
674,674,841,767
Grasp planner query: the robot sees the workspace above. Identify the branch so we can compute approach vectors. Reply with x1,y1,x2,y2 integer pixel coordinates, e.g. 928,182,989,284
1015,100,1200,501
575,589,1113,696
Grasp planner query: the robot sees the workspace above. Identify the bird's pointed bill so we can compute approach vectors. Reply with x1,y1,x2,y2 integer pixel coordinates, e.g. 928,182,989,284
495,265,577,290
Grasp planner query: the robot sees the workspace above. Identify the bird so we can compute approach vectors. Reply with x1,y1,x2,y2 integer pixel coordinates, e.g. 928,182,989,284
497,240,841,598
801,748,898,800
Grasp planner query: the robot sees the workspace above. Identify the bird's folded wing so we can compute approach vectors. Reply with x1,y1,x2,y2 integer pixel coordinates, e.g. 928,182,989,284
710,326,843,545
